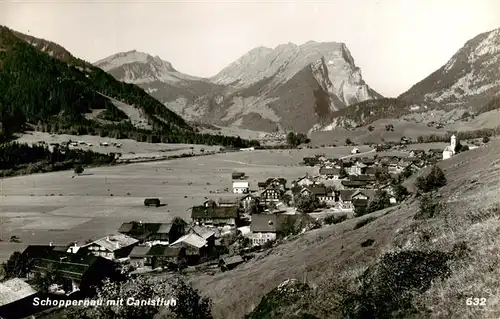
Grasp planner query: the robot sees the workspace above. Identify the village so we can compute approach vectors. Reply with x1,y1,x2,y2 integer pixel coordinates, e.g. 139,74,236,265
0,134,482,316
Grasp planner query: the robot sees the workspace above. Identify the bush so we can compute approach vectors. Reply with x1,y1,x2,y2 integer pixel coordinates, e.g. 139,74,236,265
353,216,377,230
340,250,452,318
246,279,311,319
415,194,443,220
483,136,490,143
415,165,447,193
324,215,347,225
74,165,84,175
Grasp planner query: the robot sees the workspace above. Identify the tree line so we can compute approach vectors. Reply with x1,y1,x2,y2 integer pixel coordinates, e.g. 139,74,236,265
0,141,116,177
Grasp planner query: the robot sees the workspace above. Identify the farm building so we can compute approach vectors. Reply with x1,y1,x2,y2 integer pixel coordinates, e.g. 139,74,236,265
191,206,240,227
232,181,249,194
27,250,119,295
118,222,180,244
231,172,246,180
240,194,260,210
79,234,138,260
318,167,340,179
259,187,283,206
291,174,316,187
249,214,298,246
170,233,213,264
129,245,181,269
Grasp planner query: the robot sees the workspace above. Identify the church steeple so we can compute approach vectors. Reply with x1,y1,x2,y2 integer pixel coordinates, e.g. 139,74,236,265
450,134,457,152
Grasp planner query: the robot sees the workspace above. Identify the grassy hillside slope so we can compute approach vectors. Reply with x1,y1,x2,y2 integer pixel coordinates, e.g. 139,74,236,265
193,142,500,318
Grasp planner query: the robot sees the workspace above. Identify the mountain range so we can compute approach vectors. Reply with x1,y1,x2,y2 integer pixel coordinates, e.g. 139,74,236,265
96,27,500,133
0,26,256,147
95,42,382,133
329,27,500,130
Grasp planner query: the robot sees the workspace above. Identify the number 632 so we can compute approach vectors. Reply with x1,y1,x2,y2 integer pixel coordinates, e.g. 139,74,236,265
466,297,486,306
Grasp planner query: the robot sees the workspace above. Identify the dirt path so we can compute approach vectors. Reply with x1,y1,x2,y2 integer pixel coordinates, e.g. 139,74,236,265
221,160,281,168
339,149,376,160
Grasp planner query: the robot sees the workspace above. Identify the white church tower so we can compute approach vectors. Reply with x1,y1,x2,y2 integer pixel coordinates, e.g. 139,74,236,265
450,134,457,151
442,134,457,160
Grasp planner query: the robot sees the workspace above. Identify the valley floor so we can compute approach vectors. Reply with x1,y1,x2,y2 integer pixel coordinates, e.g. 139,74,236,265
0,146,361,262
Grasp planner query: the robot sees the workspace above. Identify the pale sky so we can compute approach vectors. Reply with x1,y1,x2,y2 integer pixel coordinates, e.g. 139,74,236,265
1,0,499,97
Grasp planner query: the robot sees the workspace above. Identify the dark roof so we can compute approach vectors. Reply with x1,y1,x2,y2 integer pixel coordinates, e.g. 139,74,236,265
129,246,150,258
319,167,340,175
350,175,376,182
342,181,368,187
339,190,356,201
192,206,239,219
118,222,173,240
352,199,369,207
364,167,377,175
265,178,286,185
146,245,181,257
251,214,297,233
21,245,62,259
352,190,376,200
218,198,240,205
33,251,112,281
232,172,246,179
302,186,327,196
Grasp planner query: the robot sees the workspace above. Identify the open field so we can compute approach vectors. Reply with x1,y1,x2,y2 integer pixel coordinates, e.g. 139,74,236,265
0,146,362,261
191,141,500,318
15,132,220,160
310,119,447,146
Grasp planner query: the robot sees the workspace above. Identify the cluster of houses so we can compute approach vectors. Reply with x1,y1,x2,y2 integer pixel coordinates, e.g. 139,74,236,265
1,141,459,316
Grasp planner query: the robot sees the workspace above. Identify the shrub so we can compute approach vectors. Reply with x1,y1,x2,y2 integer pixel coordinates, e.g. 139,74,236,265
353,216,377,230
340,250,452,318
345,138,352,145
415,165,447,193
324,215,347,225
483,136,490,143
414,194,443,220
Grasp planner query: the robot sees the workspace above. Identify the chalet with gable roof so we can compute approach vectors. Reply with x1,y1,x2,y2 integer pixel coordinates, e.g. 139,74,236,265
338,190,357,209
218,197,241,207
26,249,119,295
240,193,260,210
187,225,216,247
79,234,138,260
260,187,283,205
291,174,315,187
319,166,340,179
232,181,249,194
265,178,287,192
191,205,240,227
118,222,177,244
294,185,335,206
129,245,182,269
170,233,212,264
249,214,297,246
